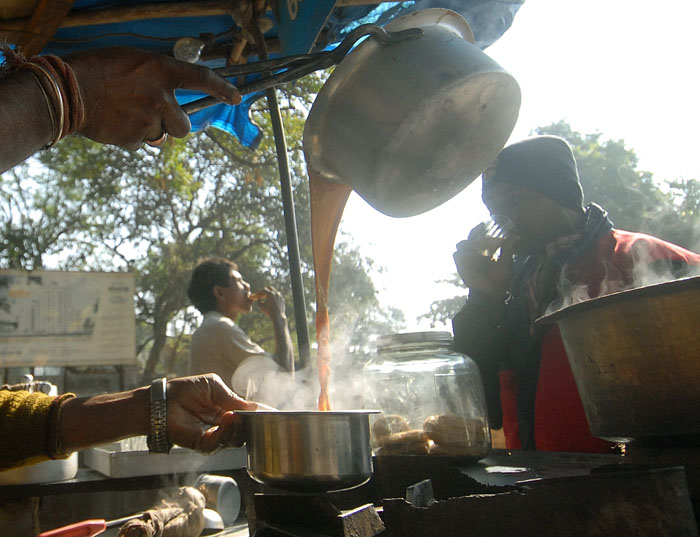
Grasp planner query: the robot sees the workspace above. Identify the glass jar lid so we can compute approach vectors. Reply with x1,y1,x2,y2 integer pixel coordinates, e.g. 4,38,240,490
376,331,453,351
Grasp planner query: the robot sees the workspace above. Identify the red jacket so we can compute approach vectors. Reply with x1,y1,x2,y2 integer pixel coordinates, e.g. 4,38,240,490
503,229,700,452
454,226,700,453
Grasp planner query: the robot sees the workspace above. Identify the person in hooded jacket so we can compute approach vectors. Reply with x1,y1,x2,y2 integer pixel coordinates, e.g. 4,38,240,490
452,135,700,452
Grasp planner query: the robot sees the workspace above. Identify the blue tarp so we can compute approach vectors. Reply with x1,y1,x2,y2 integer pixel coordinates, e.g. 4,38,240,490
26,0,524,149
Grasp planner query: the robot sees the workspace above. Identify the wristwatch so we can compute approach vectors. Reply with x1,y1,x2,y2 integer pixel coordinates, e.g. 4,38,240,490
147,377,172,454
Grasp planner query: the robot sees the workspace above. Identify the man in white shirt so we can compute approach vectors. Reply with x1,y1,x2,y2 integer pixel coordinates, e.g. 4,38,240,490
187,257,294,401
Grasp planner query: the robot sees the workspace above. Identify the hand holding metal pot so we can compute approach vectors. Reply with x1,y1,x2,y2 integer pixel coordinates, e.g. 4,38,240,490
236,409,378,493
165,374,259,452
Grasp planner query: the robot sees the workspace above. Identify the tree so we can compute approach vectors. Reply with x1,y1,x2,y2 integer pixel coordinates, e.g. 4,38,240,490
421,120,700,327
0,75,404,381
660,178,700,250
0,159,97,269
535,121,699,250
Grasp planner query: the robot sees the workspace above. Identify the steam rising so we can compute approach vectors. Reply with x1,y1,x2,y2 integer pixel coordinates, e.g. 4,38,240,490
545,236,700,317
248,306,372,411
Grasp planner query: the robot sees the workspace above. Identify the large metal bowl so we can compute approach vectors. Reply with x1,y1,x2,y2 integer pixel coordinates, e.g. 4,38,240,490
541,276,700,441
237,410,378,493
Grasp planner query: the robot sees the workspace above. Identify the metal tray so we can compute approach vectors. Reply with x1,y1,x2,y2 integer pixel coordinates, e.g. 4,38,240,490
83,437,247,478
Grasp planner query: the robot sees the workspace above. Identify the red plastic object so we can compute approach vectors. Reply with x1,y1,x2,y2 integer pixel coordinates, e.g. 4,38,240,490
37,520,107,537
38,513,141,537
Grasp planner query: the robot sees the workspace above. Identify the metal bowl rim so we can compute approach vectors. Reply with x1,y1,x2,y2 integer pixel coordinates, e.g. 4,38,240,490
537,275,700,325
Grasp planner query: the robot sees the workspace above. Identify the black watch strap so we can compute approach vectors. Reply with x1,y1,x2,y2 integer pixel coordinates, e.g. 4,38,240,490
147,377,172,454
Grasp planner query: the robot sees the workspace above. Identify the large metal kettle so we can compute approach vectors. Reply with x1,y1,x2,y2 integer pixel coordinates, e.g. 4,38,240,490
303,8,521,218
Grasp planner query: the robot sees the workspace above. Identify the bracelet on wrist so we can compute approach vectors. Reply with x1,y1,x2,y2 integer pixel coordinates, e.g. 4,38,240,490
3,45,85,148
19,62,64,148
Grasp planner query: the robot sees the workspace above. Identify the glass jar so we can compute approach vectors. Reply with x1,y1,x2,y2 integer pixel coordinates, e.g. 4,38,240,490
363,331,490,459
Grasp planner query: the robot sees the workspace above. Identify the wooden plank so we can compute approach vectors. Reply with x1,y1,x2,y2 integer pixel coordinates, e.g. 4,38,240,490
0,1,238,39
334,0,395,5
0,0,393,34
15,0,75,56
0,0,40,20
0,0,395,48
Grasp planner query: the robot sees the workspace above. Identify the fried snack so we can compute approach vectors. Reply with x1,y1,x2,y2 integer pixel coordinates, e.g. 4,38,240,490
371,414,410,442
423,414,487,447
374,429,430,455
117,487,205,537
248,291,265,302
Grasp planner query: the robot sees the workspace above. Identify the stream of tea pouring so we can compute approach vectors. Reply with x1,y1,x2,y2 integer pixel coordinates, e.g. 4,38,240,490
309,173,352,411
304,8,520,411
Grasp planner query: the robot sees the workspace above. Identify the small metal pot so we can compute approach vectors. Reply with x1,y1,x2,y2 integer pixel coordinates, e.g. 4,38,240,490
238,410,378,493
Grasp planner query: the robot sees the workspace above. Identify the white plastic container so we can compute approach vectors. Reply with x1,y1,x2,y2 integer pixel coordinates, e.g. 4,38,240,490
82,438,246,478
0,452,78,485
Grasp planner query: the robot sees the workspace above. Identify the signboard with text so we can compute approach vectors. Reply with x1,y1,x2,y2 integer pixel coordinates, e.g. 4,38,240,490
0,270,136,367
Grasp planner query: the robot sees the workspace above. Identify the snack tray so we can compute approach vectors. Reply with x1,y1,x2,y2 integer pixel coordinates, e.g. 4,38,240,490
83,438,247,478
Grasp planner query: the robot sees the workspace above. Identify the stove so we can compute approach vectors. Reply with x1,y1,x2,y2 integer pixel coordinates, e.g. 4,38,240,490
252,494,384,537
625,435,700,521
233,451,699,537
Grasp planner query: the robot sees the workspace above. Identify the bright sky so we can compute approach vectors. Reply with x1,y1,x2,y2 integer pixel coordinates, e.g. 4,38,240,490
337,0,700,331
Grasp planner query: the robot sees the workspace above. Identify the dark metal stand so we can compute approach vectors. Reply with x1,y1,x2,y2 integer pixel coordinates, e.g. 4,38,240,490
252,494,384,537
182,25,422,115
265,86,310,369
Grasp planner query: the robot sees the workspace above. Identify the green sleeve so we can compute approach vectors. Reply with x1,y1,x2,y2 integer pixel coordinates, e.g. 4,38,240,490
0,390,74,470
